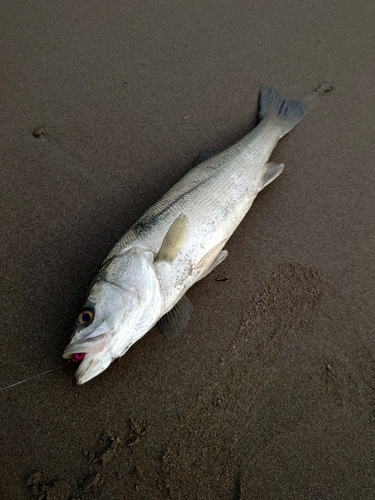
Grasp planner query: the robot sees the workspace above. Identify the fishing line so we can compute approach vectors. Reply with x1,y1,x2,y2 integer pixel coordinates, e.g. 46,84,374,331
0,365,64,392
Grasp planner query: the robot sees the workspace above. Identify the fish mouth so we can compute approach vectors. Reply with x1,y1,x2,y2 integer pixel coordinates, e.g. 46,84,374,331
62,324,111,385
62,322,112,385
62,323,112,384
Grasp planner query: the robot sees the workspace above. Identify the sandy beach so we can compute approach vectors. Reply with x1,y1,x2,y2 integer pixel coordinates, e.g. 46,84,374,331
1,1,375,498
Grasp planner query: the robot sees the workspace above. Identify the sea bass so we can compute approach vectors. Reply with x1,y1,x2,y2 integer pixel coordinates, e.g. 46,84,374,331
63,86,307,384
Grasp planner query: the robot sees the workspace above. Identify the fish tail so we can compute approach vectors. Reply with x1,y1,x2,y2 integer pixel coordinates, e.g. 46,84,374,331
258,86,307,137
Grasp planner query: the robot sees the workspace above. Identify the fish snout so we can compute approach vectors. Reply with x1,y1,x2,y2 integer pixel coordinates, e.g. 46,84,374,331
62,324,110,360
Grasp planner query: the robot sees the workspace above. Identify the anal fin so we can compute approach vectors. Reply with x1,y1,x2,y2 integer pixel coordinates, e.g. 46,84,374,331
261,162,284,190
158,294,193,340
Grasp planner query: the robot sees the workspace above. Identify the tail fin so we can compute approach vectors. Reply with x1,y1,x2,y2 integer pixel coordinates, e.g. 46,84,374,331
259,86,307,137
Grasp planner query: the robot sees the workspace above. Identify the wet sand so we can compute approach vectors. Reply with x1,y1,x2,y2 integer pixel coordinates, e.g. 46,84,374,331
1,1,375,498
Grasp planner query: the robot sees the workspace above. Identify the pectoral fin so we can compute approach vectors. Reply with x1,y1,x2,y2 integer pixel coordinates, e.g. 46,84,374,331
197,250,228,281
195,240,228,279
261,162,285,189
155,214,189,264
158,294,193,340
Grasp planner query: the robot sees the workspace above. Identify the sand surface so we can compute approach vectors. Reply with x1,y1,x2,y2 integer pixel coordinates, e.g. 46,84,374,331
1,1,375,498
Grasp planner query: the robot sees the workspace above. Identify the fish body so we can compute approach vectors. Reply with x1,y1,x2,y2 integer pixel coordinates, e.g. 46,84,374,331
63,86,307,384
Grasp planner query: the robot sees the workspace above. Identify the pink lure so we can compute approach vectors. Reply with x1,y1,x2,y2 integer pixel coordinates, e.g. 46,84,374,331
73,353,86,363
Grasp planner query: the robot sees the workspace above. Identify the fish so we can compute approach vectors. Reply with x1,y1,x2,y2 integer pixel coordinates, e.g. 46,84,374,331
62,86,307,384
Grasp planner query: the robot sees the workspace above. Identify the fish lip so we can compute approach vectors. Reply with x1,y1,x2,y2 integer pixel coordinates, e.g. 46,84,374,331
73,351,113,385
73,353,94,384
62,323,110,360
62,333,108,359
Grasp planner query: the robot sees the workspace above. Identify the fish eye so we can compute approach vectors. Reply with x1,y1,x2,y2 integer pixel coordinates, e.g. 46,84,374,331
77,308,94,326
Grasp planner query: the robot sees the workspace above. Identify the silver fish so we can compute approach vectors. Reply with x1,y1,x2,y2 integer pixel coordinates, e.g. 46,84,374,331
63,86,306,384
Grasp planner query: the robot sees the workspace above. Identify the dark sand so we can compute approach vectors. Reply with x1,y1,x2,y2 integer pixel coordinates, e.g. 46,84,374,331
1,1,375,498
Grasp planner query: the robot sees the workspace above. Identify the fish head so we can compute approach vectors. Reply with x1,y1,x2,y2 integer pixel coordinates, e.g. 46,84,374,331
63,248,161,385
63,280,142,385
